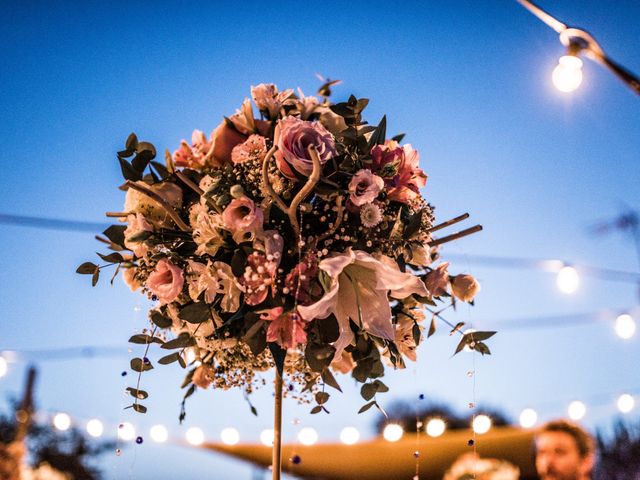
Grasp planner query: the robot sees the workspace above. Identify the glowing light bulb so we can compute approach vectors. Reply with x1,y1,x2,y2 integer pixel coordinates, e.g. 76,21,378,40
556,266,579,294
86,419,104,438
519,408,538,428
297,427,318,446
617,394,635,413
552,55,583,92
53,413,71,431
0,357,7,378
383,423,404,442
118,422,136,441
220,427,240,445
472,415,492,434
568,401,586,420
426,418,446,437
615,314,636,339
150,425,168,443
340,427,360,445
185,427,204,446
260,429,274,446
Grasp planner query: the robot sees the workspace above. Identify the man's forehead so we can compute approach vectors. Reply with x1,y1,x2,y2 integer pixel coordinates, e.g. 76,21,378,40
537,430,579,450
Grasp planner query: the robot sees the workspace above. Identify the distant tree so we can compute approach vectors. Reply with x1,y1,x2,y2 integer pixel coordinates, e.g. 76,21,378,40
595,418,640,479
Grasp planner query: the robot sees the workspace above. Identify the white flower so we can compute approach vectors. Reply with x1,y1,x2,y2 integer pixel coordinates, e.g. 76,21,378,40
360,203,383,228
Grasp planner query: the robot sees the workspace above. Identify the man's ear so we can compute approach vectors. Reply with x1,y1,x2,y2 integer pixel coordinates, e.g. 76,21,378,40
580,452,595,476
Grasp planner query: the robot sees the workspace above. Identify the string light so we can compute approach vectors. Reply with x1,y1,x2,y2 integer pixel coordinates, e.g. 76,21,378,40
617,394,635,414
383,424,404,442
472,415,492,434
568,400,587,420
339,427,360,445
425,418,446,437
118,422,136,441
556,265,579,294
552,55,583,92
86,419,104,438
185,427,204,446
519,408,538,428
614,314,636,339
0,357,7,378
220,427,240,445
52,413,71,431
150,425,168,443
260,429,274,446
297,427,318,446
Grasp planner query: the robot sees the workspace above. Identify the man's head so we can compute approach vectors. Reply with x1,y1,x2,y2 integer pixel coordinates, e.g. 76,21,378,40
535,420,595,480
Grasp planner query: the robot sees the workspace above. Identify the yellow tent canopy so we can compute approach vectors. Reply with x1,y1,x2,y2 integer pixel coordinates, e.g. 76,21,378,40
202,426,537,479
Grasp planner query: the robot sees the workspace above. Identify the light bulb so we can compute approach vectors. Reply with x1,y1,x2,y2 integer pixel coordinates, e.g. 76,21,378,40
220,427,240,445
519,408,538,428
556,266,579,294
297,427,318,446
340,427,360,445
185,427,204,445
53,413,71,431
426,418,446,437
150,425,168,443
86,419,104,438
615,314,636,339
472,415,492,434
552,55,583,92
617,394,635,413
0,357,7,378
383,423,404,442
118,422,136,441
568,401,586,420
260,429,274,446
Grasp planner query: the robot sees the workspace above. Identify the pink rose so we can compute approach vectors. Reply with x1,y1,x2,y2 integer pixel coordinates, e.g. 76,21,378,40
221,196,264,244
451,274,480,302
192,364,215,389
348,169,384,206
424,262,449,297
146,258,184,304
370,141,427,203
231,134,267,164
260,307,308,350
274,116,336,179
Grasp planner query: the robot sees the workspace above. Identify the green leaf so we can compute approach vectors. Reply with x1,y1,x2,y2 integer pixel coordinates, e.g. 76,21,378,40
310,405,323,414
318,315,340,343
404,209,424,240
158,352,181,365
76,262,98,274
118,157,142,181
97,252,124,263
161,334,196,350
150,161,170,179
391,133,405,143
305,343,336,372
467,331,497,342
150,310,173,329
230,249,247,277
132,403,147,414
321,368,342,393
372,380,389,393
454,335,470,356
179,302,211,324
361,383,377,401
412,323,421,345
126,387,149,400
315,392,330,405
428,317,437,338
269,343,287,377
130,357,153,372
474,341,492,356
125,133,139,151
358,401,376,414
250,405,258,416
103,225,127,248
243,320,267,356
91,269,100,287
367,115,387,150
128,334,163,345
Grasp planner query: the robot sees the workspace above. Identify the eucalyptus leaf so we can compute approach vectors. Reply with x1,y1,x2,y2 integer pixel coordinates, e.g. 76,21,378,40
126,387,149,400
150,310,173,329
130,357,153,372
315,392,330,405
91,269,100,287
132,403,147,414
179,302,211,324
321,368,342,393
159,352,181,365
76,262,98,274
358,401,376,414
161,334,195,350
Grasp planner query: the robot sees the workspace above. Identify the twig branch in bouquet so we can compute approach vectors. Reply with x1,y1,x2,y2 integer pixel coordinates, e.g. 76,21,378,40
426,212,469,234
429,224,483,247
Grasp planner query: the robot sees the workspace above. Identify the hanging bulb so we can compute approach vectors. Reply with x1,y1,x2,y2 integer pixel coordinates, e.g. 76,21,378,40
552,55,583,92
556,265,579,294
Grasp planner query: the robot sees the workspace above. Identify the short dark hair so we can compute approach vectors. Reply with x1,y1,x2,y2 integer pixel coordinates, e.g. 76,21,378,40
537,420,595,458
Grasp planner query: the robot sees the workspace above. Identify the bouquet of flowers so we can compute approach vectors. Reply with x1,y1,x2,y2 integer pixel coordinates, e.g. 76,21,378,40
78,80,490,417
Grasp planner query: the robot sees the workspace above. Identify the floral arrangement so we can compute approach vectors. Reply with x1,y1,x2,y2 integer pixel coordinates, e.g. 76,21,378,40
443,453,520,480
78,80,491,417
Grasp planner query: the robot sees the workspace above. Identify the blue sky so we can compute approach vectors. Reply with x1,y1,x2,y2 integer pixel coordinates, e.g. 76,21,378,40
1,1,639,478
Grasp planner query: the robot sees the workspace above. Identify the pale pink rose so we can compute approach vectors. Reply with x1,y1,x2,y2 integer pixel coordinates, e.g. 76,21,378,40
231,134,267,164
192,364,215,389
122,267,141,292
297,249,428,357
451,274,480,302
424,262,449,297
221,196,264,244
123,181,183,227
370,140,427,203
349,169,384,207
207,121,247,167
240,252,277,305
260,307,308,350
274,116,336,179
251,83,294,118
124,213,153,257
146,258,184,304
